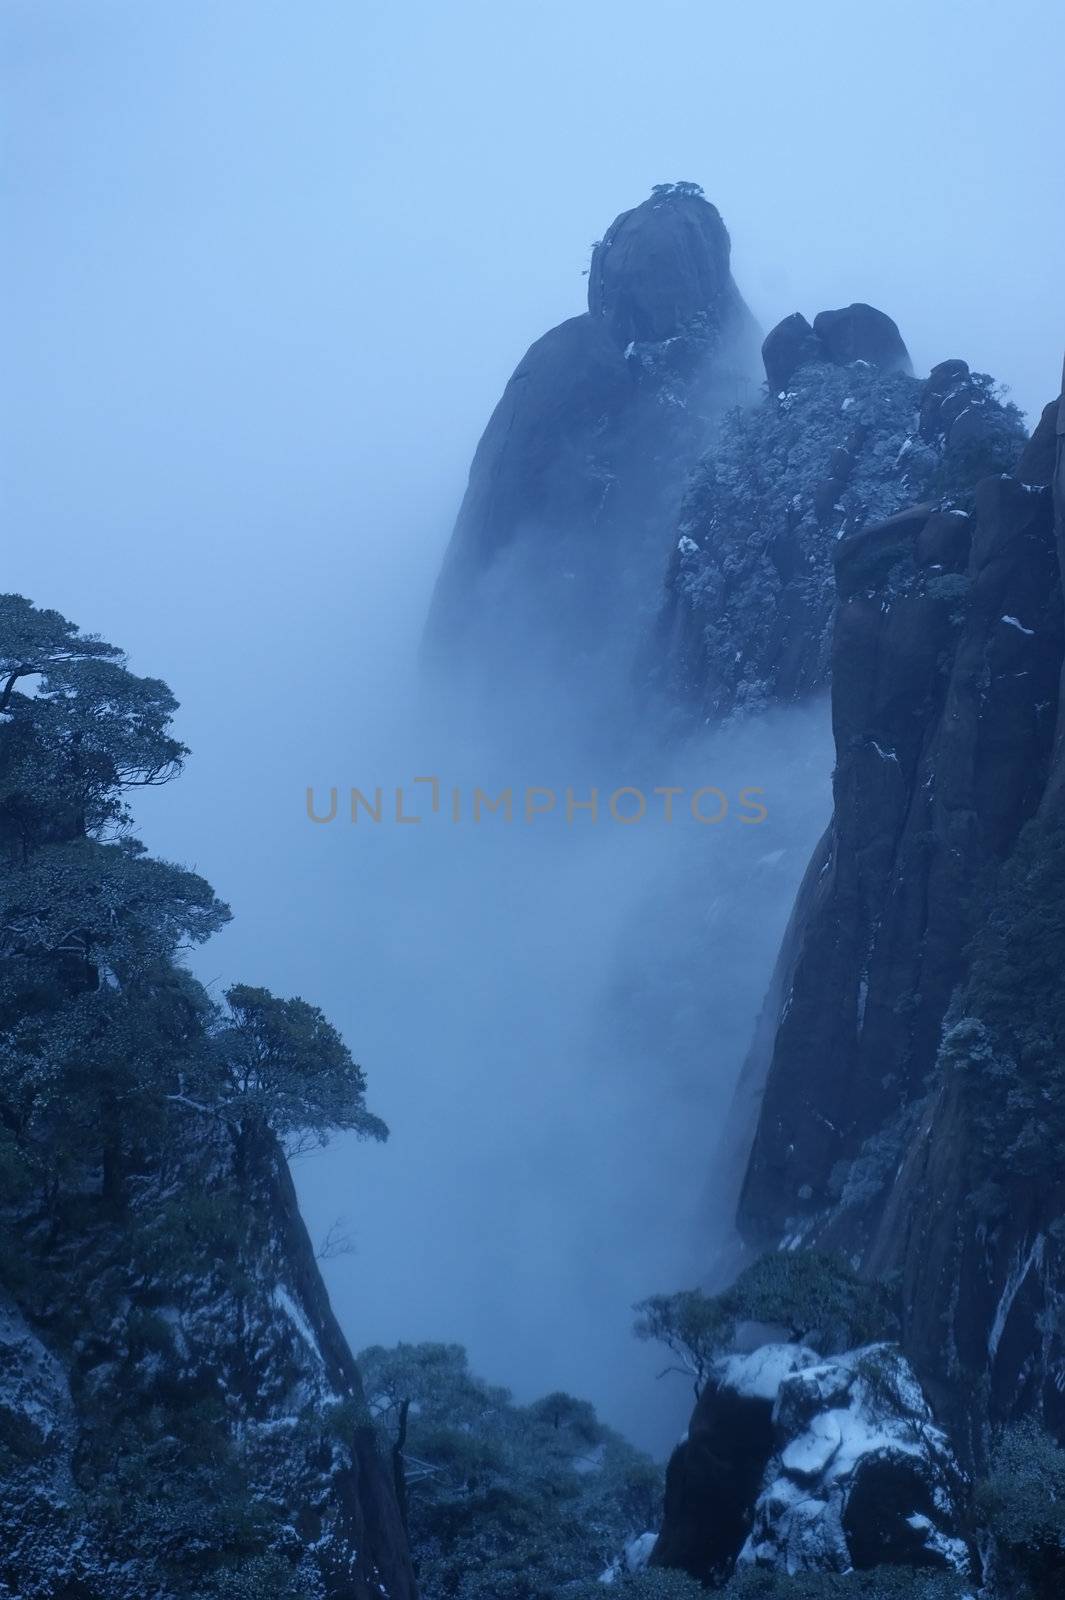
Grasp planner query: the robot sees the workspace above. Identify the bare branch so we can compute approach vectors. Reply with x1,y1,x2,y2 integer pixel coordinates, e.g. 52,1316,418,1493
316,1217,357,1261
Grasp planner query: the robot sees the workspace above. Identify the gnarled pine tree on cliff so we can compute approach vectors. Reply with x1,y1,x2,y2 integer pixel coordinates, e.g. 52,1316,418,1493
0,594,415,1600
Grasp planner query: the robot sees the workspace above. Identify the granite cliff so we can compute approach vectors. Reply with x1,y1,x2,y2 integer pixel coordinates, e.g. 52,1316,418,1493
733,383,1065,1453
423,183,761,715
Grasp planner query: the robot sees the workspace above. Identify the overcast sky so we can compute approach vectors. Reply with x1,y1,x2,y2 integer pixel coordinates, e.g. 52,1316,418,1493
3,0,1062,1450
5,0,1062,685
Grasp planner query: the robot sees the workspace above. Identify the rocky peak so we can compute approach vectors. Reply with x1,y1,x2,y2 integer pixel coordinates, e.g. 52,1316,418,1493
423,183,761,710
588,183,744,348
918,356,1020,458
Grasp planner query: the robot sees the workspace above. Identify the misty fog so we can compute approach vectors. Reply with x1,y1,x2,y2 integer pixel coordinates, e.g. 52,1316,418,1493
274,659,833,1453
5,0,1064,1458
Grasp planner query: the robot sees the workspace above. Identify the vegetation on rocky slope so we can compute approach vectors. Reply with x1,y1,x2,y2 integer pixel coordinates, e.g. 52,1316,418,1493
656,358,1025,724
0,593,409,1599
360,1342,662,1600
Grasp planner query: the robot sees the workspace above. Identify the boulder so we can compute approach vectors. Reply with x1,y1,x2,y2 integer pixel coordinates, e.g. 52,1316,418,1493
762,312,828,393
650,1346,814,1581
919,358,1015,459
739,1345,970,1576
832,503,933,601
652,1341,970,1585
813,303,913,375
762,305,911,392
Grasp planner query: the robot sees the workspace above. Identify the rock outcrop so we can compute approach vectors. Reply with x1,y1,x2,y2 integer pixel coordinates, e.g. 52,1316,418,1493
0,1122,417,1600
652,1342,969,1585
812,304,913,378
653,344,1025,726
761,305,912,395
732,365,1065,1449
588,184,753,348
422,184,761,714
761,313,829,394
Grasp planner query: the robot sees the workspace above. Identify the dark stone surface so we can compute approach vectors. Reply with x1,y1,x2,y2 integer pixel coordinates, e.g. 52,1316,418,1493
761,312,828,392
422,186,761,708
257,1132,418,1600
1044,363,1065,813
588,187,747,348
915,508,973,570
426,313,631,590
813,303,913,375
654,1344,969,1583
842,1458,943,1569
1018,397,1060,485
919,359,972,443
833,503,935,601
739,470,1062,1242
650,358,936,727
734,368,1065,1449
762,305,912,392
650,1380,776,1582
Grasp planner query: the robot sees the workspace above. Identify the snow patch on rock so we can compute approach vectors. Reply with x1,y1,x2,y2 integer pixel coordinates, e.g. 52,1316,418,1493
735,1343,969,1578
599,1530,658,1585
718,1342,822,1402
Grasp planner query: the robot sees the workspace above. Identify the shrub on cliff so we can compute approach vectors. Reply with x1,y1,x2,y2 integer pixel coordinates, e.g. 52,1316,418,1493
657,356,1025,722
632,1286,735,1394
942,817,1065,1197
976,1420,1065,1599
721,1251,897,1349
634,1252,896,1394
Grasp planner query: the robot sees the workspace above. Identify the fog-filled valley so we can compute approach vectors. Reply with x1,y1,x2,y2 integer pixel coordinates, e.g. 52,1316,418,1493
204,670,835,1454
123,421,837,1453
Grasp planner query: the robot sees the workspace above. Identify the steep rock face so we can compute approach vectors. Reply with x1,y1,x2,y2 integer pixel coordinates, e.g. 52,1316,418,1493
652,1343,968,1585
739,471,1061,1234
862,370,1065,1445
0,1294,78,1596
653,347,1025,726
651,1352,785,1582
422,184,761,704
734,370,1065,1447
0,1122,416,1600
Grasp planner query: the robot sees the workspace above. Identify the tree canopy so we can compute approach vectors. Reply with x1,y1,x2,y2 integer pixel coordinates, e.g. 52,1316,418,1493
0,593,385,1200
